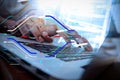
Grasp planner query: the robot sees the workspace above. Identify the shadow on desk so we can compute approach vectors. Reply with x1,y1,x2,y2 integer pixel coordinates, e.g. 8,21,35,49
80,50,120,80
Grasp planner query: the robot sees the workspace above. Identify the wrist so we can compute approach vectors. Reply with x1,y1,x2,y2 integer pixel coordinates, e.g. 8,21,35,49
0,16,5,25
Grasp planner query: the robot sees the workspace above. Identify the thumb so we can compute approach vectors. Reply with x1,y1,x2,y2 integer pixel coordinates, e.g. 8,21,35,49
56,30,71,43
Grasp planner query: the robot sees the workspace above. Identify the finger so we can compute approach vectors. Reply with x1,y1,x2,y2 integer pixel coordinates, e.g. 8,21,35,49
30,17,45,25
46,25,58,36
83,43,93,52
42,32,53,43
36,36,44,43
81,37,93,52
57,30,71,43
69,31,82,44
60,32,71,42
27,24,41,37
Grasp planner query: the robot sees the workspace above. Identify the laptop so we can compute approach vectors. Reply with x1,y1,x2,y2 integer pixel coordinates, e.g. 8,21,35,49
0,33,93,80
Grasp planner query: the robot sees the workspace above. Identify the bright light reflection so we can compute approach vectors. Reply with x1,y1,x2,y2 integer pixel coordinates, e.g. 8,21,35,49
60,0,94,17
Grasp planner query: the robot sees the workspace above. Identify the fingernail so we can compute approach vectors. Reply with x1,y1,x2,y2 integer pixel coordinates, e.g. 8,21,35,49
38,36,44,42
42,32,48,36
76,38,84,43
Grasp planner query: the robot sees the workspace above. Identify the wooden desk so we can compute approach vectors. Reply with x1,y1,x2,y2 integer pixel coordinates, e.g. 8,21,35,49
0,57,39,80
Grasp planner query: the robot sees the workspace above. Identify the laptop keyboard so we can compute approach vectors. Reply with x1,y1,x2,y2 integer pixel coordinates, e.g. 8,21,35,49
21,42,93,61
22,42,59,54
56,47,93,61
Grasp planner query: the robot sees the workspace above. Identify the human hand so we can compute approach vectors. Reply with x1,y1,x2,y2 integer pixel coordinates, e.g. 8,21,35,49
56,30,93,52
19,17,58,43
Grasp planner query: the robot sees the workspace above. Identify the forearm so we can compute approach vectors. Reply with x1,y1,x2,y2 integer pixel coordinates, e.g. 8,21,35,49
0,16,9,33
0,16,5,24
0,16,15,29
0,16,21,37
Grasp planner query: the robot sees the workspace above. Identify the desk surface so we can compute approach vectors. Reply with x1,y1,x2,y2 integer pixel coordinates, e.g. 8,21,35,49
0,57,39,80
